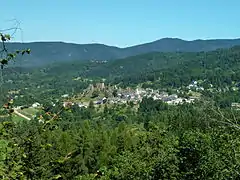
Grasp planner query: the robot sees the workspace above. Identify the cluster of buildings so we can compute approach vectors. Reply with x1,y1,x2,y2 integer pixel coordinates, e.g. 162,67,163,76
93,87,196,106
58,79,201,108
9,81,200,112
187,81,205,91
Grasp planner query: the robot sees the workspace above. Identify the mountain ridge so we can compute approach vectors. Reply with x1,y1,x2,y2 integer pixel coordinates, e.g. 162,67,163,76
10,37,240,48
5,37,240,67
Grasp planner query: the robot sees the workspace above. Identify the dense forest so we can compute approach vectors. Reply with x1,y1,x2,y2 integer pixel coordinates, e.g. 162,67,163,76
19,45,240,89
6,38,240,67
103,46,240,88
1,97,240,179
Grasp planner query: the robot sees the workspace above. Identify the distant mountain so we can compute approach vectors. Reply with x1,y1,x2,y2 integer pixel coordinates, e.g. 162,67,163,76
5,38,240,67
5,42,124,67
29,45,240,84
124,38,240,55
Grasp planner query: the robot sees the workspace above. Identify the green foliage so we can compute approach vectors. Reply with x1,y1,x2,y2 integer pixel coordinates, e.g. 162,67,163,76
1,97,240,179
0,33,30,68
2,32,240,179
91,90,100,98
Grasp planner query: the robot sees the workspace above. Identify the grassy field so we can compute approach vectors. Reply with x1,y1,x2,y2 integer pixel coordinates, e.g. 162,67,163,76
17,107,39,118
0,107,39,122
12,114,26,122
22,107,39,115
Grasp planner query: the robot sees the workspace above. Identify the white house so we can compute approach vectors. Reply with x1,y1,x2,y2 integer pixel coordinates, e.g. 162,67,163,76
61,94,69,98
32,102,41,108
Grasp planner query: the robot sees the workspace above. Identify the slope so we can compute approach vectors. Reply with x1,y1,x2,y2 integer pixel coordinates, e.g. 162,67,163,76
24,45,240,89
107,46,240,88
5,38,240,67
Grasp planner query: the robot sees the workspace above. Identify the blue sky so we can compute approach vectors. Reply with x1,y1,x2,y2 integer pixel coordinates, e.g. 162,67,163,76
1,0,240,47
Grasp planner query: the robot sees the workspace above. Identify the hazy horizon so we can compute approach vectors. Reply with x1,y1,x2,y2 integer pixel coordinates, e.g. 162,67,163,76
7,37,240,48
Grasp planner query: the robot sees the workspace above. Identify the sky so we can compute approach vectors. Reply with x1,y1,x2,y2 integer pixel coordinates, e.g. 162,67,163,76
1,0,240,47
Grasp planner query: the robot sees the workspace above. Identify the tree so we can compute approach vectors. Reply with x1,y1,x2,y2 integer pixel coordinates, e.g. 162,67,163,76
112,89,118,97
0,23,31,106
91,90,99,98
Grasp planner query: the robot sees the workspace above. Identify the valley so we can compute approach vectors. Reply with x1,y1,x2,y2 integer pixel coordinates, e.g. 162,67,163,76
3,46,240,121
1,38,240,179
2,2,240,179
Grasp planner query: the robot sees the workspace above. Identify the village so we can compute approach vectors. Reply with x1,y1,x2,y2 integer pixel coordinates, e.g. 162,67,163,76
1,79,205,121
61,81,201,108
5,78,240,121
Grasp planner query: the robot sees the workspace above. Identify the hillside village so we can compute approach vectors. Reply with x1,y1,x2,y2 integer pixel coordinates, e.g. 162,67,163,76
62,81,201,108
8,81,198,107
6,78,240,121
6,79,224,111
43,78,240,111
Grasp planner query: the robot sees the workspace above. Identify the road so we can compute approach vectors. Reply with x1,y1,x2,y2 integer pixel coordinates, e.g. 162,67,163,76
13,109,31,121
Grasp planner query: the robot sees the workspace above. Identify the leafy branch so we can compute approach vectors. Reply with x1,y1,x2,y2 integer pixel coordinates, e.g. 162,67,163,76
0,32,30,69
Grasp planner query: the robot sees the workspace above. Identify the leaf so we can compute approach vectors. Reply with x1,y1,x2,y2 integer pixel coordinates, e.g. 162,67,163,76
22,154,27,158
4,34,11,41
46,143,52,147
1,59,8,65
0,34,6,42
52,175,62,179
7,53,15,59
26,49,31,54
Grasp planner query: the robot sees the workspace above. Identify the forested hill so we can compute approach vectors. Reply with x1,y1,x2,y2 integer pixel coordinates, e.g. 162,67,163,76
107,45,240,88
6,38,240,67
33,45,240,89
